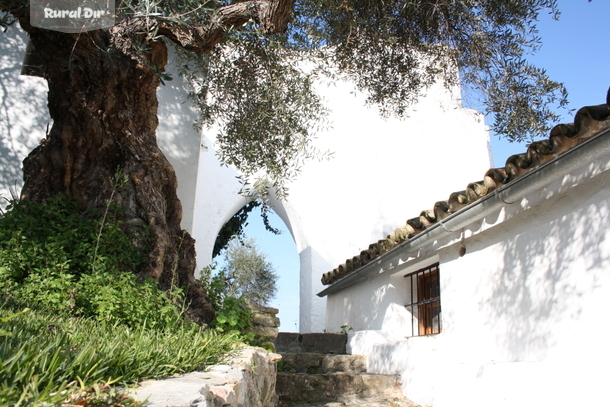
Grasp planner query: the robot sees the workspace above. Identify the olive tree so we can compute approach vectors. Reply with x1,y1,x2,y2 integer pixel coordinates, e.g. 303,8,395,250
0,0,566,323
221,237,277,307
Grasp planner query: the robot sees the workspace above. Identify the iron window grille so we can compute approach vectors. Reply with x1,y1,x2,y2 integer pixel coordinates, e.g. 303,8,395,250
404,263,441,337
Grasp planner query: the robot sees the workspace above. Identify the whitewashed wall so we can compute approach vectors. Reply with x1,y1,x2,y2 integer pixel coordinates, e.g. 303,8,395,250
156,50,202,233
0,25,50,205
328,134,610,406
1,26,490,333
193,77,491,332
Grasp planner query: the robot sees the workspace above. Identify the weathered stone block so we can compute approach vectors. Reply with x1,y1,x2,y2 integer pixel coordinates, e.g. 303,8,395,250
279,353,366,375
247,326,279,339
322,354,366,373
246,304,279,315
301,333,346,354
251,314,280,327
279,353,324,374
274,332,347,354
274,332,302,353
275,372,402,403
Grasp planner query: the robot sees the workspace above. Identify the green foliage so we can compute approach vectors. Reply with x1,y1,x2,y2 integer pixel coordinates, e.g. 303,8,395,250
213,201,259,259
276,359,293,373
0,194,185,330
0,298,237,406
323,325,352,334
484,60,569,142
199,267,254,340
201,237,278,346
171,0,571,200
177,35,332,200
290,0,567,142
213,200,281,258
0,308,29,337
199,266,265,345
5,0,573,200
214,296,255,340
221,237,278,307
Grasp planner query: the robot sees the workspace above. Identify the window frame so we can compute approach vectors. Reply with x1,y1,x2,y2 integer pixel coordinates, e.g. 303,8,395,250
404,263,442,337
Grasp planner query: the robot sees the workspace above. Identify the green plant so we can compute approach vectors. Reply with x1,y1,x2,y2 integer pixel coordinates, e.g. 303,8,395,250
199,265,224,310
198,266,259,344
65,380,141,407
0,308,29,337
0,298,239,406
92,167,129,274
213,201,282,258
323,325,353,334
257,341,276,353
276,359,294,373
213,296,255,341
0,194,185,330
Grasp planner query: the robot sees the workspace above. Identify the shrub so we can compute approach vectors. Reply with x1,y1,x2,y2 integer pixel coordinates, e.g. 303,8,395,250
199,266,257,343
0,194,184,330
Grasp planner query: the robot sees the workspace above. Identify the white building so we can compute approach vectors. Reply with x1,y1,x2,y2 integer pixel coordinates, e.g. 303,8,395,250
319,105,610,406
0,24,490,332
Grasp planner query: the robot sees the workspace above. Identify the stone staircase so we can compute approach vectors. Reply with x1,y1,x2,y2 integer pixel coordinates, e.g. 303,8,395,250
274,333,418,407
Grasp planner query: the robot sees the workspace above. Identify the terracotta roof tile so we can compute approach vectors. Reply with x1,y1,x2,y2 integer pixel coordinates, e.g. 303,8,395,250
321,99,610,286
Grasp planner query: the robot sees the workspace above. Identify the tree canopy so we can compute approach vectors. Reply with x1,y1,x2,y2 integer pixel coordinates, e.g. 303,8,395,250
221,237,278,306
176,0,568,195
2,0,567,196
0,0,569,323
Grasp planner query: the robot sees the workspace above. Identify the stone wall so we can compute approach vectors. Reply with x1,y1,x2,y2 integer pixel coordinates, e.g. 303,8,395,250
132,347,280,407
247,304,280,351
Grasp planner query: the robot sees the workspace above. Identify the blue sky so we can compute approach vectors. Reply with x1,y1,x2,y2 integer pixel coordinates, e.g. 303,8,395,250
230,0,610,332
490,0,610,165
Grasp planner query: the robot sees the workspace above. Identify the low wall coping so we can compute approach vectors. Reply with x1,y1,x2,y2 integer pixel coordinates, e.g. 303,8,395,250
130,347,281,407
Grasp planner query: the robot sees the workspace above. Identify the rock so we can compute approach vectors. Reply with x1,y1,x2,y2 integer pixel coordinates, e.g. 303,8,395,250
248,326,279,339
131,347,280,407
246,304,279,315
251,314,281,327
275,333,347,354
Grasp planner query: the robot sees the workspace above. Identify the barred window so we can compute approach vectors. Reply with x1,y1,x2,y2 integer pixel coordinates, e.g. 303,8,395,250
404,263,441,337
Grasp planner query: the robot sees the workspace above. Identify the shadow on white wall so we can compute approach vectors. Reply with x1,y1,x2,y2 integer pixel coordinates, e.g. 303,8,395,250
0,25,51,207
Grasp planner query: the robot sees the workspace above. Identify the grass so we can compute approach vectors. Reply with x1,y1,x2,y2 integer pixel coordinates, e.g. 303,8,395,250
0,300,240,406
0,195,249,405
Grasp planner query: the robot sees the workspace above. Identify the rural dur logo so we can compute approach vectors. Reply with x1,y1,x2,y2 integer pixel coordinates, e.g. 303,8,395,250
31,0,115,32
44,7,108,20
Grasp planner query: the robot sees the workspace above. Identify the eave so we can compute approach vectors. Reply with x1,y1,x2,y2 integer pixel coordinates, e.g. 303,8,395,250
318,108,610,298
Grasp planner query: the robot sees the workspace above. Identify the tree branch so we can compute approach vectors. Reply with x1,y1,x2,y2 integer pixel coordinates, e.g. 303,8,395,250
157,0,295,54
1,0,294,55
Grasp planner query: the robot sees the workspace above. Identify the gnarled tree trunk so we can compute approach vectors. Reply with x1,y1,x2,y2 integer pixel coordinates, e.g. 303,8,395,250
20,23,214,323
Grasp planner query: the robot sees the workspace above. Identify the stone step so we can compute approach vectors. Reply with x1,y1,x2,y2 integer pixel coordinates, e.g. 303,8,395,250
279,353,367,374
275,332,347,354
278,399,420,407
276,372,404,404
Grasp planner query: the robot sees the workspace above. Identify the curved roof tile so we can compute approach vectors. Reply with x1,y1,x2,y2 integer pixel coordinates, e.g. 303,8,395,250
321,98,610,286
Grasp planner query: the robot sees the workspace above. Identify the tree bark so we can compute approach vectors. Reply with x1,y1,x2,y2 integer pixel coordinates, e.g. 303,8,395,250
3,0,295,325
16,23,215,323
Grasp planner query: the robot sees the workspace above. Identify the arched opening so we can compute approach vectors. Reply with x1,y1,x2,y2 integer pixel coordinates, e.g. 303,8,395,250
211,204,300,332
